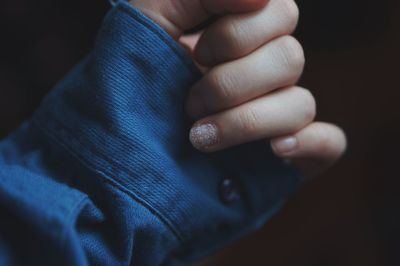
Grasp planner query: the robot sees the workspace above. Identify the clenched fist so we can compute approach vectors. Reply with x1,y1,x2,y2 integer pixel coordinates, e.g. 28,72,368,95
129,0,347,177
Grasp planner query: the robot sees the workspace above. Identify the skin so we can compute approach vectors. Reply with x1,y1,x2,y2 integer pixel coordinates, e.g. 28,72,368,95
128,0,347,178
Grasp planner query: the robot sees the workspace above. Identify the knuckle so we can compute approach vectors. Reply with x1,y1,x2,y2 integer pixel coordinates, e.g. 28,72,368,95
208,68,238,102
277,36,305,73
220,21,246,55
237,106,261,135
280,0,300,31
297,88,317,122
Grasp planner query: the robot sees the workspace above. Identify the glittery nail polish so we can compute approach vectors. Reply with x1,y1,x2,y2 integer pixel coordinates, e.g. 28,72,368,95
190,123,219,150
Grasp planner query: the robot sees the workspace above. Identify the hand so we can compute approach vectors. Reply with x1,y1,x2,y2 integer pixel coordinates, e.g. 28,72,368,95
129,0,347,178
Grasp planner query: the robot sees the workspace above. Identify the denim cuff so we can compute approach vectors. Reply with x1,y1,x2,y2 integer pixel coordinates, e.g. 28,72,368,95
33,1,304,260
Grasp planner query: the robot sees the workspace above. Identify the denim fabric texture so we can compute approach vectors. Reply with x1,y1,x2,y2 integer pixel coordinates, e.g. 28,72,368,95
0,2,304,265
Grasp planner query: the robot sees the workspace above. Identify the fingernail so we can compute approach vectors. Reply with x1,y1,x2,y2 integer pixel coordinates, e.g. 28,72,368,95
190,123,219,150
271,136,298,155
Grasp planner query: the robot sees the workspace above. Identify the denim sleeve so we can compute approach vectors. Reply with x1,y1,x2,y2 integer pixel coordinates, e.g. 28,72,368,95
0,2,304,265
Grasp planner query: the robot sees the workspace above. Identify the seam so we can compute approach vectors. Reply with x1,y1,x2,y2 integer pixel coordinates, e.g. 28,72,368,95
30,2,202,244
33,117,185,242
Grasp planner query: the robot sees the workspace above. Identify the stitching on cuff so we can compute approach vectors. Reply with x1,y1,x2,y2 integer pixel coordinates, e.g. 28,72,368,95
33,116,185,242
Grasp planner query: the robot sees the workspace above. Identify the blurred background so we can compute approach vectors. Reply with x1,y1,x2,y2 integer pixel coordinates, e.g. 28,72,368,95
0,0,399,265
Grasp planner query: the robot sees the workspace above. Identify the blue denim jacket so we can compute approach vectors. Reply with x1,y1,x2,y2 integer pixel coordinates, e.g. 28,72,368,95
0,2,303,265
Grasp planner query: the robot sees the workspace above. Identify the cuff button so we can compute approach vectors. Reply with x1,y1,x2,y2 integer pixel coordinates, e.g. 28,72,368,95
219,178,241,204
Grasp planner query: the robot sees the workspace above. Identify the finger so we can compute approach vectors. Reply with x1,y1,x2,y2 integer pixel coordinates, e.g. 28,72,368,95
194,0,299,66
270,122,347,177
187,36,305,118
129,0,268,39
189,87,316,152
202,0,269,13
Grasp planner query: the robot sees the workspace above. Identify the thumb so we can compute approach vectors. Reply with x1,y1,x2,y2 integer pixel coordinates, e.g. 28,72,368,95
129,0,268,39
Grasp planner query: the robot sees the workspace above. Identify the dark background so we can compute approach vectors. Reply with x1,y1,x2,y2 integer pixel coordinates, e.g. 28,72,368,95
0,0,399,265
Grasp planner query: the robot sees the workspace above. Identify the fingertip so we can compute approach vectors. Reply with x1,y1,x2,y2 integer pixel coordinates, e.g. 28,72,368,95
336,125,348,150
271,122,347,177
306,122,347,162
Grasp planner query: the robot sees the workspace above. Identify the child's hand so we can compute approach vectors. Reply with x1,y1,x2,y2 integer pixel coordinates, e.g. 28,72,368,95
129,0,346,177
129,0,268,39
